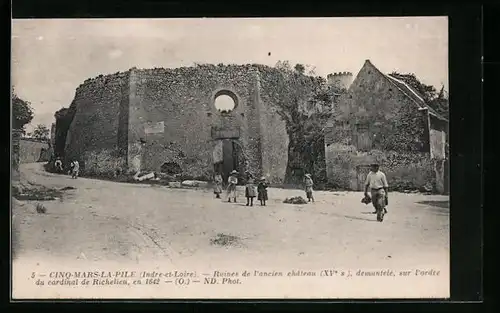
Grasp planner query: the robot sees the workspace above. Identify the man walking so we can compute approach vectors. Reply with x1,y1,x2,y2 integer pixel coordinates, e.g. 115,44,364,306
364,163,389,221
54,157,63,173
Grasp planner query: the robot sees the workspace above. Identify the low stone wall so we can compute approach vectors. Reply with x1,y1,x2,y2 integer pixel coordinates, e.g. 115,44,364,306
326,144,435,192
12,130,22,181
19,139,51,164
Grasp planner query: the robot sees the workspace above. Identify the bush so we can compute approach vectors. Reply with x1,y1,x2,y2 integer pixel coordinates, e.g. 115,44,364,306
283,196,308,204
83,149,125,178
327,152,354,190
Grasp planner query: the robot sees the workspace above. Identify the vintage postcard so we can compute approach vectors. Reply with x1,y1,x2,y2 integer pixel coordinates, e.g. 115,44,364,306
11,17,450,299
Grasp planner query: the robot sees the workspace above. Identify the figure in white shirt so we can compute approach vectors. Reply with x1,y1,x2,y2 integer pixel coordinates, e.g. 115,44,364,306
364,163,389,222
70,160,80,179
54,157,63,172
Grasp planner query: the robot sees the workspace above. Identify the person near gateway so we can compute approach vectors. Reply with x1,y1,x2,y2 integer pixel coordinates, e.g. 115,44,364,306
226,170,239,203
245,172,257,206
364,163,389,215
213,172,223,199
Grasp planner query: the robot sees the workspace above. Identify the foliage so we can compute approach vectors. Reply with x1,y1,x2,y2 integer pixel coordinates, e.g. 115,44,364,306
83,149,125,178
375,104,428,152
326,152,355,190
389,72,449,119
427,86,449,119
259,61,347,185
12,88,34,131
294,63,305,75
283,196,308,204
32,124,50,141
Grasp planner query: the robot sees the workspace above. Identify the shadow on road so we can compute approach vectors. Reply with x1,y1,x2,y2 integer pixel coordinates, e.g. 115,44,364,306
324,211,377,222
344,215,378,222
416,200,450,216
417,200,449,209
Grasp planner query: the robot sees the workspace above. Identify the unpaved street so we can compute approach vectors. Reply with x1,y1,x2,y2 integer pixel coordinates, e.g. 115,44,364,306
12,163,450,298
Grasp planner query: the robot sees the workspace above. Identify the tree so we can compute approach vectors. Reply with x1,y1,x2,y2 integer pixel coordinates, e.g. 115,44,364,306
427,85,449,119
294,63,305,75
12,87,34,131
389,72,449,119
261,61,346,185
32,124,50,141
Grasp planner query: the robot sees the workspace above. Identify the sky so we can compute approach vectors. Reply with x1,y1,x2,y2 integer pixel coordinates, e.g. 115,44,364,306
11,17,448,133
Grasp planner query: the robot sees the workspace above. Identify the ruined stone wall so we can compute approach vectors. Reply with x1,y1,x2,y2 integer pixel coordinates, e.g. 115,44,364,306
11,130,22,181
50,123,56,146
64,71,130,176
428,115,447,193
127,64,266,180
325,61,436,191
429,115,447,160
255,67,290,184
327,72,353,90
19,138,51,163
61,64,294,182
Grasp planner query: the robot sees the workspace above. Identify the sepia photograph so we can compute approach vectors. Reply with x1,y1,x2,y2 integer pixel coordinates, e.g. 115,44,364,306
11,17,450,299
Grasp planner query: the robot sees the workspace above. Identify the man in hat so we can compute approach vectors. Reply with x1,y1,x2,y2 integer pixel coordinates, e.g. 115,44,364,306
226,170,239,203
364,163,389,215
54,157,63,173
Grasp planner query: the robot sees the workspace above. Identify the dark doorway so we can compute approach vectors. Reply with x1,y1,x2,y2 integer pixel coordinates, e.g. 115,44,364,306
217,139,245,184
160,162,182,175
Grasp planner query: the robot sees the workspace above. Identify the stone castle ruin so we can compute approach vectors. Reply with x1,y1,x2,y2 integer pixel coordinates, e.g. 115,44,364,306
54,64,320,184
327,72,353,90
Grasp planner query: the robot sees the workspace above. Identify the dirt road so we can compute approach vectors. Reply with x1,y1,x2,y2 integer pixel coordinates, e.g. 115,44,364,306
12,163,450,298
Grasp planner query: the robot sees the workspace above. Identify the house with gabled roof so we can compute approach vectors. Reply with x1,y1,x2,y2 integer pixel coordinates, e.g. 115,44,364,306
324,60,448,194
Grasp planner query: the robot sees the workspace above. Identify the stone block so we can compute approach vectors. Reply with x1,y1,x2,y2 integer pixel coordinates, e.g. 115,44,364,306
181,180,209,187
168,181,182,188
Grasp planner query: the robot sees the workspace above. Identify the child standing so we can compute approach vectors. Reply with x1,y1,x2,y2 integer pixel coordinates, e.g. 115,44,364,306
304,173,314,202
245,173,257,206
213,173,223,199
257,176,268,206
226,170,238,203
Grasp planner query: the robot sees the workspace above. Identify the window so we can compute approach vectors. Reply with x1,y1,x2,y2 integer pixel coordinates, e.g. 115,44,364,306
214,95,235,112
355,122,372,151
214,90,239,114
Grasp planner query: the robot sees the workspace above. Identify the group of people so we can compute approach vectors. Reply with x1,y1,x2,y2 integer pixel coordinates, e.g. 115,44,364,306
211,163,389,222
53,157,80,179
212,170,316,206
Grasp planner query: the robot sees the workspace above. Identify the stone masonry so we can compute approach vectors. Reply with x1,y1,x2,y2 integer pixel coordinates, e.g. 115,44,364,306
325,60,448,193
60,64,296,183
